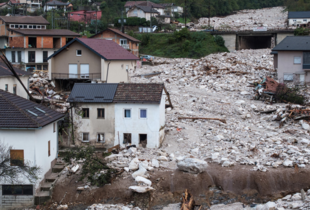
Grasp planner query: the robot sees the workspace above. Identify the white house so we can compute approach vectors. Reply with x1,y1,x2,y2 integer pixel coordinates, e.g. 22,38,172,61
0,90,64,208
68,83,167,148
0,61,31,99
288,11,310,27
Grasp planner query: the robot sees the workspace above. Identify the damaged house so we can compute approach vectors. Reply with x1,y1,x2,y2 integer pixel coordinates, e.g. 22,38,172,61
272,36,310,84
68,83,166,148
0,90,64,208
47,38,139,91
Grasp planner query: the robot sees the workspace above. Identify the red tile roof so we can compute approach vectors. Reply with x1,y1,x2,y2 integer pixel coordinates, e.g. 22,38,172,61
0,16,49,24
11,29,80,36
50,38,140,60
91,28,141,43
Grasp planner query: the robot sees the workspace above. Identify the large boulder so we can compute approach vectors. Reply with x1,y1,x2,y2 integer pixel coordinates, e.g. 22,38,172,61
135,176,152,186
132,164,147,178
177,158,208,174
129,186,155,193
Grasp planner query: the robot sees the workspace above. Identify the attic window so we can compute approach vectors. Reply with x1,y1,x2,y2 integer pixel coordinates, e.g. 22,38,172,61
76,50,82,56
35,107,45,113
26,109,38,116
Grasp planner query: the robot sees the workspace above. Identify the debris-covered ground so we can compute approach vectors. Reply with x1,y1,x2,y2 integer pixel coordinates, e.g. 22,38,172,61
196,7,290,30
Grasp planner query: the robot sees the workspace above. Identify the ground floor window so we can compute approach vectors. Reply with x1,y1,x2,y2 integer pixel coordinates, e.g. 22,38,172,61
82,133,89,142
97,133,104,142
123,133,132,144
139,134,147,148
2,185,33,195
26,65,35,72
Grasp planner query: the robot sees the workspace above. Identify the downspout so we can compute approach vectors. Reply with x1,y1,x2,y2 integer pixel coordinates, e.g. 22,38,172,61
105,61,111,83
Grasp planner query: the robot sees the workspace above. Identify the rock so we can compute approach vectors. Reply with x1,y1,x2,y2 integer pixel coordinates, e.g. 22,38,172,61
262,201,276,210
282,194,291,200
71,165,79,173
235,100,245,104
129,186,155,193
128,147,137,154
158,156,169,161
176,156,185,162
191,148,199,155
240,91,250,95
77,187,84,191
57,205,68,210
129,158,140,171
291,193,301,201
177,158,208,174
152,159,159,168
135,176,152,186
210,202,244,210
300,139,310,144
132,164,147,179
169,153,175,161
283,160,293,167
222,161,234,167
105,154,119,162
214,135,224,141
300,120,310,130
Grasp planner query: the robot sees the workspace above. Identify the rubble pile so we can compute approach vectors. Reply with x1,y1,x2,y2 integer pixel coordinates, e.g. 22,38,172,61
128,49,310,172
86,204,141,210
29,72,70,113
196,7,290,30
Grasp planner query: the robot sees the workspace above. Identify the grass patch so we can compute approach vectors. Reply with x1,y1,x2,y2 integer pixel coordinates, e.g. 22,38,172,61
134,29,228,59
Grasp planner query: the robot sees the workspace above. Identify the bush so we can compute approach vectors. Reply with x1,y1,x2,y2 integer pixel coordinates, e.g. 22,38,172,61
141,33,150,46
214,35,225,47
174,28,190,41
114,17,148,27
190,32,208,42
294,27,310,36
274,83,305,105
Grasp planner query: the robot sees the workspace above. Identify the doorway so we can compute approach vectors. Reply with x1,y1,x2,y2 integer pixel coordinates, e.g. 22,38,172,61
139,134,147,148
123,133,132,144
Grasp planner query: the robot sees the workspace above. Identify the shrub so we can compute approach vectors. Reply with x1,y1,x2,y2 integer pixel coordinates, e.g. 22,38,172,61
294,27,310,36
274,83,305,105
214,35,225,47
141,33,150,46
190,32,207,42
174,28,190,41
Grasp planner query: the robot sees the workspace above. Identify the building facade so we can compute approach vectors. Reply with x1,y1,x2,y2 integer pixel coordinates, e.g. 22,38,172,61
288,11,310,27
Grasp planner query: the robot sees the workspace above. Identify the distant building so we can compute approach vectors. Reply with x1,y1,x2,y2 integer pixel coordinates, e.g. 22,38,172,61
68,83,166,148
125,1,164,15
272,36,310,84
125,1,166,21
0,16,80,71
8,0,42,12
0,90,64,209
288,11,310,27
0,60,31,99
44,0,71,12
90,28,141,57
47,38,139,90
68,10,102,23
160,3,183,17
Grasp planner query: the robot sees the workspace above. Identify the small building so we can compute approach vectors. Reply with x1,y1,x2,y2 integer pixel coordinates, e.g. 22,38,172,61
272,36,310,84
0,60,31,98
44,0,70,12
90,28,141,57
160,3,183,17
125,1,164,15
47,38,139,90
8,0,42,11
288,11,310,27
0,90,64,208
67,10,102,24
126,5,159,21
68,83,166,148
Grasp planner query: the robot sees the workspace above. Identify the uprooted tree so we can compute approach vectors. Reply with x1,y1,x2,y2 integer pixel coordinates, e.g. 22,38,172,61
63,146,117,186
0,142,40,184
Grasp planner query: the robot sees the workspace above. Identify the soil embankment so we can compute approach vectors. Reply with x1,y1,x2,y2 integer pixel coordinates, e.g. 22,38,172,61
50,164,310,209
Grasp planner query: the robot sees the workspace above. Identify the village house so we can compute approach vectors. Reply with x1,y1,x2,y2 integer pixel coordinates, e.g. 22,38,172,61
44,0,71,12
0,60,31,98
90,28,141,57
125,1,165,15
47,38,139,90
272,36,310,84
160,3,183,17
8,0,42,12
0,16,79,71
0,90,64,208
288,11,310,27
68,83,166,148
67,10,102,23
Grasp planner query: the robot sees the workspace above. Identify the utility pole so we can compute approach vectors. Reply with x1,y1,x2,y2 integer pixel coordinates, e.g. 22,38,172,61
121,10,124,33
184,0,186,26
208,0,211,27
52,9,54,29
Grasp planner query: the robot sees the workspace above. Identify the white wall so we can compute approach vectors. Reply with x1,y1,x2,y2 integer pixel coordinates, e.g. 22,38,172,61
0,76,29,99
5,49,25,63
24,49,55,64
114,102,162,148
288,18,310,26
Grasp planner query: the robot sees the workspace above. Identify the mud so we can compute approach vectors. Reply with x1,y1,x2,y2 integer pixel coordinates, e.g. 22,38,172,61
49,164,310,209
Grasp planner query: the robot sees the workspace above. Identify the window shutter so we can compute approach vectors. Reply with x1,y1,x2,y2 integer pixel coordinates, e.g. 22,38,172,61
10,150,24,166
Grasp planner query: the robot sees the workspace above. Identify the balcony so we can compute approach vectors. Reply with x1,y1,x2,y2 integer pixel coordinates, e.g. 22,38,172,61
52,73,101,80
121,44,129,49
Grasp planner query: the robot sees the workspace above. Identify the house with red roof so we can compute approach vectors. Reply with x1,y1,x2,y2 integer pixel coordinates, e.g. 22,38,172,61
68,10,102,24
47,38,140,90
90,28,141,57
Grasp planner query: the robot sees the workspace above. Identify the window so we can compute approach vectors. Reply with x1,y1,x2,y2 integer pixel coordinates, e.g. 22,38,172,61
76,50,82,56
48,141,50,157
82,133,89,142
37,65,42,70
97,108,105,118
82,108,89,118
42,25,46,29
5,84,8,91
28,25,33,29
33,25,36,29
304,19,307,22
124,109,131,118
43,65,48,70
120,39,127,45
123,133,132,144
17,51,21,62
293,19,297,22
19,25,22,28
53,123,56,133
126,65,129,71
15,24,18,28
11,51,15,63
2,185,33,195
97,133,104,142
294,56,302,64
284,74,294,81
10,24,14,28
10,150,24,166
23,25,27,28
139,134,147,148
13,84,16,95
28,51,35,62
140,109,147,118
43,51,48,62
37,25,41,29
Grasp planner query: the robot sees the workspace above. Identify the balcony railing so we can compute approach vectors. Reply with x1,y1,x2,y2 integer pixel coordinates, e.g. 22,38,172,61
121,44,129,49
52,73,101,80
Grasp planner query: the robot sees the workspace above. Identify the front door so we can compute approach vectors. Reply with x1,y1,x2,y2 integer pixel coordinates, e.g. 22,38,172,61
69,64,78,78
80,64,89,79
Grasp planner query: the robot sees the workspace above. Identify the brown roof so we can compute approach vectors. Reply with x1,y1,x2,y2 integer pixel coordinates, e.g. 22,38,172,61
11,29,80,36
0,90,64,128
113,83,164,104
0,16,49,24
91,28,141,43
125,1,164,8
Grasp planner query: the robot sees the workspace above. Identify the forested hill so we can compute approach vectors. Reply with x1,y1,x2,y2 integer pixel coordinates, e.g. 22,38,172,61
285,0,310,11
